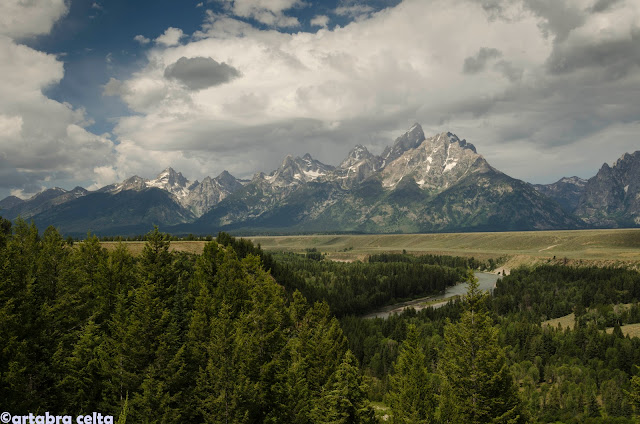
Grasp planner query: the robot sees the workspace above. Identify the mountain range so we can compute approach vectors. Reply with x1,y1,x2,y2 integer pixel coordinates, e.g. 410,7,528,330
2,124,639,236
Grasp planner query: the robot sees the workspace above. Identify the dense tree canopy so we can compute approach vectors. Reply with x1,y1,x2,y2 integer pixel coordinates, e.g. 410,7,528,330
3,219,640,423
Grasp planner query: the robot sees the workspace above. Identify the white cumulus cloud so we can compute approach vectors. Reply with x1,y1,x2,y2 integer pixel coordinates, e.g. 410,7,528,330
310,15,329,28
213,0,306,27
0,0,68,39
155,27,186,46
0,0,116,197
134,34,151,45
104,0,640,186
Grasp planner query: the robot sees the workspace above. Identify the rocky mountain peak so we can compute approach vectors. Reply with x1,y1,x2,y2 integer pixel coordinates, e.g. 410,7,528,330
215,169,233,181
266,153,334,187
533,176,589,213
333,144,382,187
575,150,640,226
215,170,244,190
381,123,426,163
446,132,477,153
381,130,490,191
558,176,587,186
153,167,189,188
340,144,374,167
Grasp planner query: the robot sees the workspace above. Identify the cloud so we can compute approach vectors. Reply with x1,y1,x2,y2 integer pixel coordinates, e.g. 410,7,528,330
213,0,306,27
196,2,204,7
5,0,640,198
0,0,117,198
134,34,151,45
164,56,242,90
334,4,375,19
155,27,186,46
99,0,640,188
103,78,128,97
463,47,503,74
0,0,68,39
590,0,623,13
310,15,330,28
545,22,640,78
493,60,523,82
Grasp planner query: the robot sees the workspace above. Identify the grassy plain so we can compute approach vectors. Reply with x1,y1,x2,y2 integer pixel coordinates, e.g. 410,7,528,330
100,241,206,256
543,315,640,338
248,229,640,268
101,228,640,269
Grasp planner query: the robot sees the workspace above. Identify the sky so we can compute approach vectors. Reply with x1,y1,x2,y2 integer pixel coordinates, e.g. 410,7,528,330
1,0,639,199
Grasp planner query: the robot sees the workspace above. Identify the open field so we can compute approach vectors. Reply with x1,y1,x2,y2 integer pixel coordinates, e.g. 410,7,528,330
249,229,640,268
542,313,576,330
101,229,640,268
606,323,640,338
543,316,640,338
100,241,207,256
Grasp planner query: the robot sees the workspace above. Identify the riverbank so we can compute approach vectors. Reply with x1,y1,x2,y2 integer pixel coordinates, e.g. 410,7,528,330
362,272,500,319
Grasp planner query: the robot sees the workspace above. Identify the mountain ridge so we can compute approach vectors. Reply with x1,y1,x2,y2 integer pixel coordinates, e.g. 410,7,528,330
2,124,638,236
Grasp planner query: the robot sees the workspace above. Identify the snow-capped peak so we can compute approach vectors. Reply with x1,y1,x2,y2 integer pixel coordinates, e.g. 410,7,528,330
557,176,587,186
146,168,191,199
265,153,334,186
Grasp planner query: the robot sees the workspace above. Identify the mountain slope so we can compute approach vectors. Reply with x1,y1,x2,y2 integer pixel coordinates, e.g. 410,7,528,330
31,188,195,236
99,167,245,217
3,123,630,235
575,151,640,227
533,177,587,213
189,125,580,233
1,187,88,220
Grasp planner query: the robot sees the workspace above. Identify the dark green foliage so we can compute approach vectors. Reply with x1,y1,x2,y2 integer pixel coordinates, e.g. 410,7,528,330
368,252,486,270
4,224,640,424
0,225,360,423
439,275,526,423
492,265,640,323
269,252,464,316
387,324,435,423
312,350,377,424
339,264,640,423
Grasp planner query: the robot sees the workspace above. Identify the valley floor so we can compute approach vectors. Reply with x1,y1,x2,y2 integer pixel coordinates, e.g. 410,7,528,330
101,228,640,269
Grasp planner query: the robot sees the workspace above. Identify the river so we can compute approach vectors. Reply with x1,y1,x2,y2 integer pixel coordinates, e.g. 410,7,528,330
361,272,501,319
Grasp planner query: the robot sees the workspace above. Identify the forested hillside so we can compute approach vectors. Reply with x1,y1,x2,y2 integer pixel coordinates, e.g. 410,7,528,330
0,219,374,423
3,218,640,423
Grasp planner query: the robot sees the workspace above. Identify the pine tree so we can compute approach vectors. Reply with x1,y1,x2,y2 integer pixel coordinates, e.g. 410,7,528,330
313,350,376,424
58,319,104,412
439,272,526,424
388,324,435,423
629,368,640,417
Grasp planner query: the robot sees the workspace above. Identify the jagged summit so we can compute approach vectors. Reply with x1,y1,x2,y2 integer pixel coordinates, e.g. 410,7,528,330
340,144,374,167
264,153,334,187
381,131,490,190
381,123,426,163
446,132,477,153
148,167,190,193
4,123,637,235
576,150,640,226
216,170,237,182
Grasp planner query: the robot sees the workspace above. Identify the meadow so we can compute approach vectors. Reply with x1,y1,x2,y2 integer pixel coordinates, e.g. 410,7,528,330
101,228,640,270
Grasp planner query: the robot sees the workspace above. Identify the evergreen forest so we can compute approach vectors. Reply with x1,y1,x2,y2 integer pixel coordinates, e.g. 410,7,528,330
2,217,640,423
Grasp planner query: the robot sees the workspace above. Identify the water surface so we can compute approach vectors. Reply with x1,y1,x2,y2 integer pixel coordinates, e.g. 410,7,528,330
362,272,500,319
